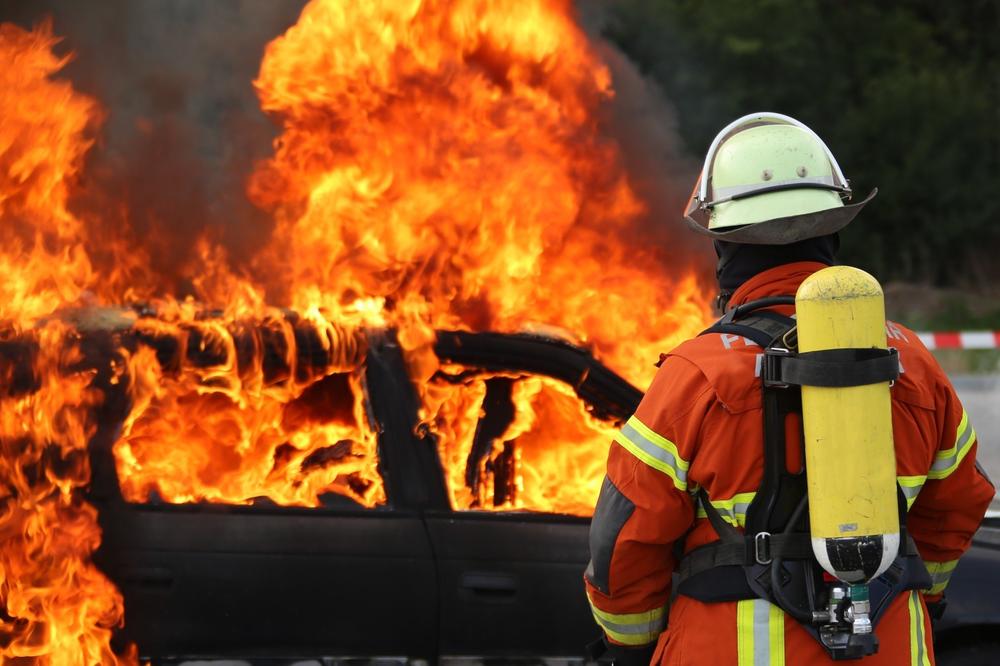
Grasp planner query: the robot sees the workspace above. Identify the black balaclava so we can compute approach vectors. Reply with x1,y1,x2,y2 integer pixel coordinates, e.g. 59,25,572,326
714,233,840,312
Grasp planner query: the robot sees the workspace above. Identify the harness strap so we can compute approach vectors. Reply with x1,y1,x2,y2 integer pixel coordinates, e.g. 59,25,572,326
677,495,924,591
774,347,900,388
674,496,920,586
701,311,795,349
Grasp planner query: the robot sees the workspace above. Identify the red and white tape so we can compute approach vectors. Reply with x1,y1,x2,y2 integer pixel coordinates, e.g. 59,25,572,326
916,332,1000,350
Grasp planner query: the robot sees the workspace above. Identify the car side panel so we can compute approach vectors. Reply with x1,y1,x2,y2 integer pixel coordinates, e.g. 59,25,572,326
95,504,437,659
425,512,596,657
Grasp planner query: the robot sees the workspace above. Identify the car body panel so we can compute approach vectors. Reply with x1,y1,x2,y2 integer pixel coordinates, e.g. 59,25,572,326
425,511,593,656
94,505,437,658
936,521,1000,636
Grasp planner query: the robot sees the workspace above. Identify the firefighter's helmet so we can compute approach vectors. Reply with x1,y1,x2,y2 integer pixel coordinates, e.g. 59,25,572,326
684,112,876,245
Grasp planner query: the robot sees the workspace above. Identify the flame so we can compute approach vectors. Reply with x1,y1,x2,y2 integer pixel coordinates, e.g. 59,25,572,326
115,309,382,508
2,1,712,662
249,0,709,513
0,22,133,665
0,22,98,324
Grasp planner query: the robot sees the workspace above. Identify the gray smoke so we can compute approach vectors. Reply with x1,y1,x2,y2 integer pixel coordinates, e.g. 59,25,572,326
1,0,307,292
578,1,714,281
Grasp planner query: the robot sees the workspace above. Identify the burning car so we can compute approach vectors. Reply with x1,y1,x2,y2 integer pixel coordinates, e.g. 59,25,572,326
1,2,997,664
0,309,991,663
0,2,710,660
74,319,639,661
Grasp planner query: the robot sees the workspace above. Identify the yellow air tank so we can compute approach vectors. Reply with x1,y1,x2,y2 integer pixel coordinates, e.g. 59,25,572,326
796,266,899,583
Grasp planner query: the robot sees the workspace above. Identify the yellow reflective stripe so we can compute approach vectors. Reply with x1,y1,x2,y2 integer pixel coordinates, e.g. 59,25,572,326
908,591,932,666
587,595,666,646
737,600,755,666
929,410,976,480
924,559,960,595
897,475,927,510
696,491,757,527
616,416,689,491
768,603,785,666
737,599,784,666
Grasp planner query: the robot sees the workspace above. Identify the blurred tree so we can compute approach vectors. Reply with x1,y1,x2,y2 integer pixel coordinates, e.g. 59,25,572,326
606,0,1000,286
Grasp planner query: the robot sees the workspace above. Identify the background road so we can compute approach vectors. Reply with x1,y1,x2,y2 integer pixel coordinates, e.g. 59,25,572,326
952,375,1000,513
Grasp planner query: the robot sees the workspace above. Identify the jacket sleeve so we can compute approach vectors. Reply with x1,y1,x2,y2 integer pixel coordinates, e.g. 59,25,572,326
584,355,713,646
907,375,995,602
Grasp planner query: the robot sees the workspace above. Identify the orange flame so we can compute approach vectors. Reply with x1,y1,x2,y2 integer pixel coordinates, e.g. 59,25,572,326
115,308,382,508
0,22,133,665
0,22,98,324
248,0,709,513
2,1,712,661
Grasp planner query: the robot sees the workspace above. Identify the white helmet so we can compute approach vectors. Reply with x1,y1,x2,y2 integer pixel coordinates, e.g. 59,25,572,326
683,112,876,244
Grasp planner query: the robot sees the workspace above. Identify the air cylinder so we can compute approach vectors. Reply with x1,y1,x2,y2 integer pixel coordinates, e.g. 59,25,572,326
796,265,899,583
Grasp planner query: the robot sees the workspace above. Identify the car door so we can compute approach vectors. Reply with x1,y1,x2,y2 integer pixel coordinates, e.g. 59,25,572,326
89,331,439,660
424,331,642,658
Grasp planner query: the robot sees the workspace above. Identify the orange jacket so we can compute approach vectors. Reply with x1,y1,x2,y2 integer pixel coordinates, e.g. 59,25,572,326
584,262,995,665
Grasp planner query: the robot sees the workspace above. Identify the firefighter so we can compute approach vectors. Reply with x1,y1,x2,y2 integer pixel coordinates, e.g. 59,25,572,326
584,112,995,665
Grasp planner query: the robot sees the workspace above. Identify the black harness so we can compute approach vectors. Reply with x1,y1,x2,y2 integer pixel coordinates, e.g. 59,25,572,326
674,297,931,660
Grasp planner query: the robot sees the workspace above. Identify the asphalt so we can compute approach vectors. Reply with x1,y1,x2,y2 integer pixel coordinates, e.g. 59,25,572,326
951,375,1000,514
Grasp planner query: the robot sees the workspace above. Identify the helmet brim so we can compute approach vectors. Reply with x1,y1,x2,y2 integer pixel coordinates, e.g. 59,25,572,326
683,188,877,245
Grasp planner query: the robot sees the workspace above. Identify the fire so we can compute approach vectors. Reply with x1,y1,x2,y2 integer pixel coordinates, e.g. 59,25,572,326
0,22,132,665
249,0,708,512
1,1,711,662
115,308,382,508
0,22,98,324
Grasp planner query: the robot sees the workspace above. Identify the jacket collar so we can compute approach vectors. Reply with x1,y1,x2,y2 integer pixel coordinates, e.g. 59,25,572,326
727,261,831,312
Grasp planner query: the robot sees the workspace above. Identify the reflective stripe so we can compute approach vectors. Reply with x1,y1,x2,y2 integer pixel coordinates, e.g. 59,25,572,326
696,491,757,527
616,416,690,491
924,559,959,596
737,599,785,666
897,475,927,510
929,410,976,479
908,591,932,666
587,595,666,646
712,175,837,201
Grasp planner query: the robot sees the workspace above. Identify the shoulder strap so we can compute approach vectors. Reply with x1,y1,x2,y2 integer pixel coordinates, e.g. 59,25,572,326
700,297,796,349
702,313,794,348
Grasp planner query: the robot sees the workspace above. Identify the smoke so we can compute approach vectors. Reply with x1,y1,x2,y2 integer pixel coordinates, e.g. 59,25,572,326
0,0,307,294
578,1,714,283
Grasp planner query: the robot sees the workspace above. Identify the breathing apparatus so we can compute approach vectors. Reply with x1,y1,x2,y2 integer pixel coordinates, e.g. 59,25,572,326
676,113,930,660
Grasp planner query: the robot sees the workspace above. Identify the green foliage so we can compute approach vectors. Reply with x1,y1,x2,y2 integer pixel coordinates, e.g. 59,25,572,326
900,299,1000,331
606,0,1000,286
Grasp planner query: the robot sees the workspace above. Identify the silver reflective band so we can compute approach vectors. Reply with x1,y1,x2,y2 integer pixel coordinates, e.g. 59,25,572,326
595,614,666,636
618,419,688,488
929,569,953,586
929,417,976,478
909,591,930,666
737,598,784,666
697,493,755,527
900,482,922,508
587,599,668,646
704,176,845,208
754,600,772,666
925,559,959,595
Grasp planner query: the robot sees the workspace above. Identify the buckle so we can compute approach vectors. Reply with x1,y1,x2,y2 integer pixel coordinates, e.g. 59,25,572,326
754,532,772,565
763,348,793,388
